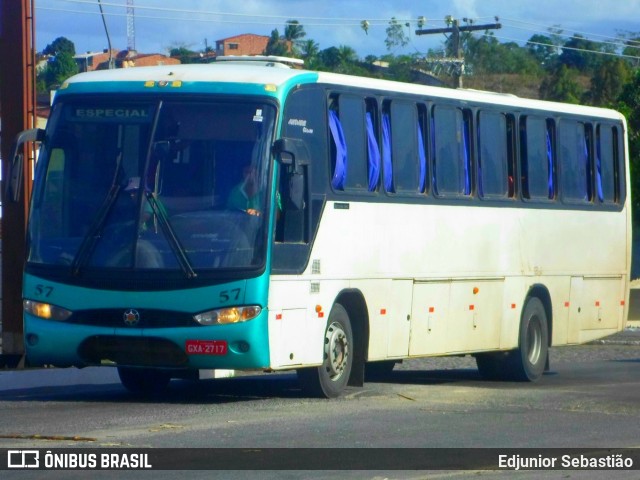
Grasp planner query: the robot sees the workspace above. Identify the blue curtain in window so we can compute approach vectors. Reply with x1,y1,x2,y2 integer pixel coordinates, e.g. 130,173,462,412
462,117,471,195
546,129,554,199
596,136,604,202
328,110,347,190
582,133,590,201
382,113,393,192
366,112,380,191
417,122,426,192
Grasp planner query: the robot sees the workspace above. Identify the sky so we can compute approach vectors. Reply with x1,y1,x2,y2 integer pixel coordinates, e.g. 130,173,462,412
35,0,640,60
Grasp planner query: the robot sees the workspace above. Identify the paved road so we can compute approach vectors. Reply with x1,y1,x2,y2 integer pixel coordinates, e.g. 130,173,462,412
0,330,639,479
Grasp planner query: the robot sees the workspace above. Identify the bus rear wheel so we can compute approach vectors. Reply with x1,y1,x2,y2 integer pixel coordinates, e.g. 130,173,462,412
510,296,549,381
297,303,353,398
118,366,171,395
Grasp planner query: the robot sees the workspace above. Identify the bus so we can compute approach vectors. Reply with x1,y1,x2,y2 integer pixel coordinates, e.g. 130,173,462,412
11,57,631,398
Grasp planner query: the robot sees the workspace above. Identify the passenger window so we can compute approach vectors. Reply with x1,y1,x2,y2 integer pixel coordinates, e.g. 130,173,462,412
417,104,428,193
391,101,420,193
382,101,393,192
432,105,472,197
339,95,368,190
365,98,380,192
559,120,592,203
478,111,509,199
521,116,555,200
596,124,620,204
328,98,346,191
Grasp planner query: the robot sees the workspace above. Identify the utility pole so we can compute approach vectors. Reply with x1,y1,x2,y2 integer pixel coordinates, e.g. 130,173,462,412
416,16,501,88
0,0,37,365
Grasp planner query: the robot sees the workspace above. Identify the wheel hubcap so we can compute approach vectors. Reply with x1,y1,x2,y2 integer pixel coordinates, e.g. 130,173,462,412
527,317,542,365
324,322,349,381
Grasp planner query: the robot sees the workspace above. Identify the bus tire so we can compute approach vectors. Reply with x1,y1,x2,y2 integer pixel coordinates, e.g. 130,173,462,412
297,304,353,398
117,367,171,395
510,296,549,382
475,352,507,380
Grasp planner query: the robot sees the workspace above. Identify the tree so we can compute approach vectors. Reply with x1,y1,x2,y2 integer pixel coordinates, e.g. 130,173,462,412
385,17,409,52
42,51,79,89
615,69,640,223
169,45,197,64
264,29,289,56
558,34,603,73
42,36,76,57
284,20,306,43
588,58,631,106
299,39,320,68
539,64,583,103
38,37,79,91
526,34,558,66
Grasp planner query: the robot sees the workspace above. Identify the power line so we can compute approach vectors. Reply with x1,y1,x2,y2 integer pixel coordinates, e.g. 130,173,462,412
45,0,420,25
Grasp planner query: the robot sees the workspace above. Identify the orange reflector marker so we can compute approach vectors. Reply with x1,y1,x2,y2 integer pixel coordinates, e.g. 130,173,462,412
473,287,479,295
380,308,387,315
469,305,475,311
564,302,570,308
428,307,435,313
511,303,516,309
621,300,626,306
595,301,600,307
275,313,282,320
315,305,324,318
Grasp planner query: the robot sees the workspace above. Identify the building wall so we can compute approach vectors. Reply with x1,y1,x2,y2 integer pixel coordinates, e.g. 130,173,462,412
216,34,269,56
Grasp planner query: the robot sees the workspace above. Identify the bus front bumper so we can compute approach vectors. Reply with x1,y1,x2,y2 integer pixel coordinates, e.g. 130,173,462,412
23,312,271,371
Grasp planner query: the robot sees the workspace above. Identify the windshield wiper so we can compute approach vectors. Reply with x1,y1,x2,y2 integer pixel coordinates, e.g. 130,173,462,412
71,155,123,276
145,191,197,279
71,184,121,276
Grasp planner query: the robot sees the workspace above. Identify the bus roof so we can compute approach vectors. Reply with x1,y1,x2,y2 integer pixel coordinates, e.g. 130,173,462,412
61,62,624,122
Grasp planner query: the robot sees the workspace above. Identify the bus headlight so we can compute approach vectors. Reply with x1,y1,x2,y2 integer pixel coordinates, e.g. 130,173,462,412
194,306,262,326
24,300,73,321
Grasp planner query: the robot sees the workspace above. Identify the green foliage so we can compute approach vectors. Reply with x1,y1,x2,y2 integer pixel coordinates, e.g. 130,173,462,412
385,18,409,52
588,58,632,106
170,46,197,64
539,64,583,103
38,37,79,91
615,69,640,223
43,37,76,57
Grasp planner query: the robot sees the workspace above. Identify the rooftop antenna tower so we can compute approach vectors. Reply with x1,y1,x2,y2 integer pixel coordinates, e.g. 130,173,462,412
126,0,135,51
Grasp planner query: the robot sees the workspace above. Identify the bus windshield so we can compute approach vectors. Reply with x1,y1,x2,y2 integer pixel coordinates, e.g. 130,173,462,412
28,98,276,276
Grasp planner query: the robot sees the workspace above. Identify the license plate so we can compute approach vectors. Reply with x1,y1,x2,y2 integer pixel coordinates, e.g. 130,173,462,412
185,340,228,355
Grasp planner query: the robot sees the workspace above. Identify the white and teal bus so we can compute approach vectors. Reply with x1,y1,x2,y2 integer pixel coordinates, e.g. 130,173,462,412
12,57,630,397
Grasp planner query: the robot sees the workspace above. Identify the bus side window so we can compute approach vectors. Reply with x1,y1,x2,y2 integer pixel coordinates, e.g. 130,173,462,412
338,94,369,191
477,110,509,199
417,104,428,194
328,102,347,190
365,98,381,192
559,120,592,203
390,100,421,194
382,100,393,192
520,116,556,201
432,105,472,197
596,124,620,204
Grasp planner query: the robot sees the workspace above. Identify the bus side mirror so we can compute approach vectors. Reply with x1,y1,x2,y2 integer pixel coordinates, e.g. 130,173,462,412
272,138,309,174
273,138,310,211
6,128,44,203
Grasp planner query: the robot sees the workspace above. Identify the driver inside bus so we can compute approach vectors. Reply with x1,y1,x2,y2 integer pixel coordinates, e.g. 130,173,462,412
227,165,261,216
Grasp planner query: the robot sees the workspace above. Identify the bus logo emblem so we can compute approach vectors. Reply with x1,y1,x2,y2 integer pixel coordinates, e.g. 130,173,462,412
123,309,140,327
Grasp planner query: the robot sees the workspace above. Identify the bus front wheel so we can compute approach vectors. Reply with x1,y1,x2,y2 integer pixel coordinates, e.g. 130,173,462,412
297,303,353,398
